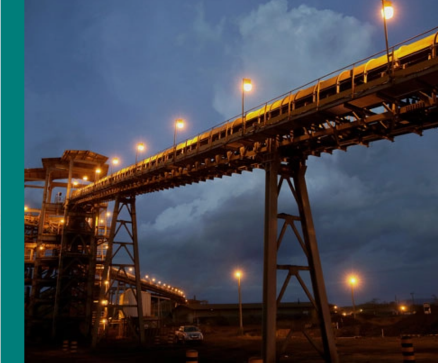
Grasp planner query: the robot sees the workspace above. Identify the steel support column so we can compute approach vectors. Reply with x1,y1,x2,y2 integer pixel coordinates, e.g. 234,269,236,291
92,200,120,348
52,202,97,341
130,197,146,344
262,140,279,363
291,160,338,363
263,152,339,362
91,195,145,348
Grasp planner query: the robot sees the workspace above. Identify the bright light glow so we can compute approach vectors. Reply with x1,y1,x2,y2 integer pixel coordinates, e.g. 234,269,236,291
25,205,28,212
95,168,101,174
137,142,146,152
101,318,107,324
39,246,45,250
101,299,108,306
348,275,358,286
243,78,252,92
112,157,120,165
400,305,406,311
104,280,109,285
106,212,111,217
175,118,184,129
235,270,242,279
83,176,88,181
73,181,79,186
60,219,65,224
381,1,394,20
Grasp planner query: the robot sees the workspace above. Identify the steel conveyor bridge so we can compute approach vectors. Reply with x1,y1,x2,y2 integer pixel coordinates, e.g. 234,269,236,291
71,30,438,206
26,29,438,362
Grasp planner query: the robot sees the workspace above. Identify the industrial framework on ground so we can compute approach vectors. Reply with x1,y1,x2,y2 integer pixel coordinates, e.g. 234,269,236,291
25,29,438,363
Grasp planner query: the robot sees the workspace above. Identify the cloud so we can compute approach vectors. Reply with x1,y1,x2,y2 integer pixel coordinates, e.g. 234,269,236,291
212,1,375,120
192,2,225,43
139,170,264,235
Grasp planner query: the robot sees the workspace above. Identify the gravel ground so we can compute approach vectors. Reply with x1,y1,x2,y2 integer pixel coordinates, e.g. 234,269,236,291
26,327,438,363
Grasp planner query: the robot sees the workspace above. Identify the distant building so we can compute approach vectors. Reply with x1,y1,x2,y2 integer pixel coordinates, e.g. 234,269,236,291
174,301,317,325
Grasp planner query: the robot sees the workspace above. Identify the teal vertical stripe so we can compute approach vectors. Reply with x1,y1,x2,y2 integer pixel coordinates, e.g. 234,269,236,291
1,0,24,362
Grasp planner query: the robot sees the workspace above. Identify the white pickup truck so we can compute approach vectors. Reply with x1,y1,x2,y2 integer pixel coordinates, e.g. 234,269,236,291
175,325,204,342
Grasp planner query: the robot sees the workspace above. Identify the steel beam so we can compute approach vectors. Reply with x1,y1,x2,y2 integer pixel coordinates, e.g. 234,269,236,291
262,140,279,363
92,197,120,348
130,197,146,345
291,160,339,363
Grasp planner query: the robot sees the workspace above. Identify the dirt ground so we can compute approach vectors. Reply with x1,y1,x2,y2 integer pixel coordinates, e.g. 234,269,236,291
26,326,438,363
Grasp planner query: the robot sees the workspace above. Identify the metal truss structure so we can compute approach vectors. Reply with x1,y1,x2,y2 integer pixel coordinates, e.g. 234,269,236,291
91,195,146,347
51,202,98,340
25,151,185,345
26,30,437,362
263,154,338,362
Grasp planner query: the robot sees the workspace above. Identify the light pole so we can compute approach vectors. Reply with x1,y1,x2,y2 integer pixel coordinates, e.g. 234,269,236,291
410,292,415,306
381,0,394,71
348,276,358,319
242,78,252,133
235,270,243,334
135,142,145,164
174,118,184,147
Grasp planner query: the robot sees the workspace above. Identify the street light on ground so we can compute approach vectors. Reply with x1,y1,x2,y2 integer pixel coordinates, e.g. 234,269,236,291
234,270,244,334
381,0,394,70
174,118,185,147
242,78,252,133
135,142,146,164
348,275,358,319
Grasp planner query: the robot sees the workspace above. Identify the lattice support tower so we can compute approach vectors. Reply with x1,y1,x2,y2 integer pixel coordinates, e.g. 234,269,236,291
262,141,338,363
91,195,145,347
51,202,98,340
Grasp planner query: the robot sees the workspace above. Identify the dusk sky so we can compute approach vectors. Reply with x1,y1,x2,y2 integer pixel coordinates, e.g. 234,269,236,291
24,0,438,307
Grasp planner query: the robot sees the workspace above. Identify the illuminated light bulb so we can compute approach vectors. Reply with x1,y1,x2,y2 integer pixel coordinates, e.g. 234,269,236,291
243,78,252,92
176,119,184,129
381,1,394,20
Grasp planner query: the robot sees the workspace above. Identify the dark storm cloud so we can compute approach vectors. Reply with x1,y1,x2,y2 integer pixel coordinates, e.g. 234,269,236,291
137,173,267,302
303,130,438,304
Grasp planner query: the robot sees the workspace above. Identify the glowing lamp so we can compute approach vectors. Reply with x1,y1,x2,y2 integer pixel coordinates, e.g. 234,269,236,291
381,1,394,20
176,118,184,129
243,78,252,92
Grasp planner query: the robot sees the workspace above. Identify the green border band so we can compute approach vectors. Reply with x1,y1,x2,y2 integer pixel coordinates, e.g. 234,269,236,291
1,0,24,362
